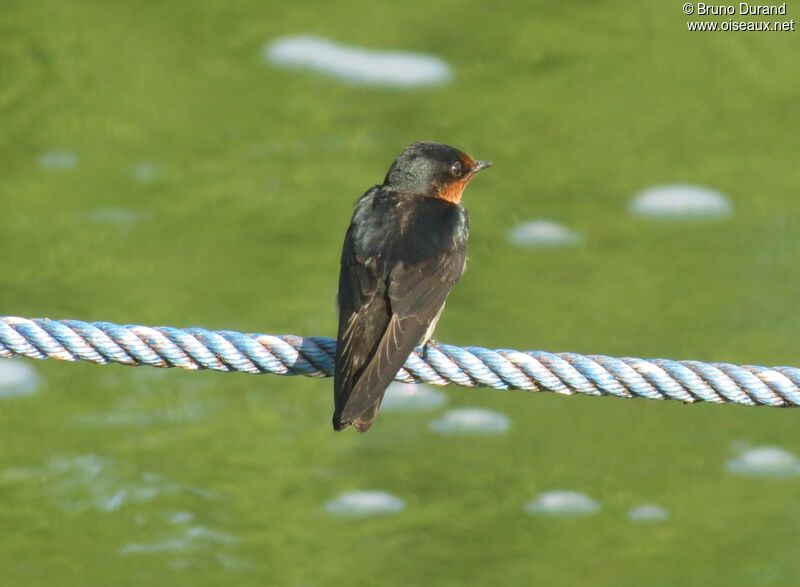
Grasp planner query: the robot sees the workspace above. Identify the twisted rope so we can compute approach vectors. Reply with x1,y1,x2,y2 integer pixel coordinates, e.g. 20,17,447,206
1,316,799,408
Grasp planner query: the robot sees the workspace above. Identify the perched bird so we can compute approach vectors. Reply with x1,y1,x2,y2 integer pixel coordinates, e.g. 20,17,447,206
333,142,492,432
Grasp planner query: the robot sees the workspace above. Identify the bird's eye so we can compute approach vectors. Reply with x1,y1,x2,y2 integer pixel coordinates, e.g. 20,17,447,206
450,161,463,178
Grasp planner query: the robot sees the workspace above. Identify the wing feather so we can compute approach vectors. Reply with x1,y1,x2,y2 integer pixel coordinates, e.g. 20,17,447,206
336,251,465,425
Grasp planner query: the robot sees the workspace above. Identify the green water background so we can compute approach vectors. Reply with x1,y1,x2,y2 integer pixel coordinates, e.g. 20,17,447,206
1,1,800,585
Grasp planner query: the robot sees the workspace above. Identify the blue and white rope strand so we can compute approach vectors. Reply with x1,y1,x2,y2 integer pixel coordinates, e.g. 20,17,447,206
1,315,799,407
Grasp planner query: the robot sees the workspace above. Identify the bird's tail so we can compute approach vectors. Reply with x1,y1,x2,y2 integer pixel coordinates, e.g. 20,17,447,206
332,401,380,433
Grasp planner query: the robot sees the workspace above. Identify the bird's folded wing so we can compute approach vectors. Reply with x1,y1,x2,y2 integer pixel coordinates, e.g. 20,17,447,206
334,233,383,412
337,251,465,422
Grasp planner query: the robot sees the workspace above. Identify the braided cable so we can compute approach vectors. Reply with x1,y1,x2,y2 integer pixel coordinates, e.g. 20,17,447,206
2,316,799,407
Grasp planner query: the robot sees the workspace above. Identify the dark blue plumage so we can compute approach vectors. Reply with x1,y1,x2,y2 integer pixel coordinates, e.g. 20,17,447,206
333,142,491,432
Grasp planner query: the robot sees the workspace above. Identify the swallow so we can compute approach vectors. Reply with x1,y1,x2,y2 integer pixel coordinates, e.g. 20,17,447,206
333,141,492,432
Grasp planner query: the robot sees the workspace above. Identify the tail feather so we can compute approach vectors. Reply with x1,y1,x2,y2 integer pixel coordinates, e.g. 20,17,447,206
332,400,380,433
332,414,350,431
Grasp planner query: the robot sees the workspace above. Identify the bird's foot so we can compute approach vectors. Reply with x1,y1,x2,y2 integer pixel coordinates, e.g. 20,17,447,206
422,338,438,360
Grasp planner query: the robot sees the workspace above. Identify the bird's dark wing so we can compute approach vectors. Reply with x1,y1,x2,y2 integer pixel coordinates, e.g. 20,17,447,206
333,225,386,429
334,244,466,430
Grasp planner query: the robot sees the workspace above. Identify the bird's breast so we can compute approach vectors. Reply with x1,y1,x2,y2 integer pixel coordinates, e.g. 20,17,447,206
351,190,468,265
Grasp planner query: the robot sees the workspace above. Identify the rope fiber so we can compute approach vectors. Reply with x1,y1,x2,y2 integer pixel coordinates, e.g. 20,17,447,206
1,315,799,408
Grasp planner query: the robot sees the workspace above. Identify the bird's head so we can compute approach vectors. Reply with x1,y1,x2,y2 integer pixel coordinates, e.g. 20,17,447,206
383,141,492,203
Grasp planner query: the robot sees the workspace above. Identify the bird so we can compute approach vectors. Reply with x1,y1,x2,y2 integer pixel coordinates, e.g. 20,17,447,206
333,141,492,432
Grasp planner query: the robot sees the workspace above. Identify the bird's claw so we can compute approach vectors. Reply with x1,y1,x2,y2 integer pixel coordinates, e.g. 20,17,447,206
422,338,438,360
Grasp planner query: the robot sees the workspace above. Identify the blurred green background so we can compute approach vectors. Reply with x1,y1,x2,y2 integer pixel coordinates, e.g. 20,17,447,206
2,1,800,585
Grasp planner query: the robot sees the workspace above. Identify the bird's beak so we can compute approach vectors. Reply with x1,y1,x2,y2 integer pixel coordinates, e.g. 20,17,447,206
472,160,493,173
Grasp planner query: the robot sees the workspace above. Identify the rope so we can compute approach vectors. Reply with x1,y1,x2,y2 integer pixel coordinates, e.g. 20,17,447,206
1,315,799,408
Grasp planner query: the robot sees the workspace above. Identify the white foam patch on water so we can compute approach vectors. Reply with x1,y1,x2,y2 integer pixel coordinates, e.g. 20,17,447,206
628,503,669,522
215,553,252,571
132,162,160,183
0,360,40,398
41,455,213,513
265,36,452,87
7,453,241,567
325,490,405,517
77,398,209,428
429,408,510,434
381,382,446,412
184,526,237,544
168,511,196,525
630,185,732,219
727,446,800,477
78,413,159,427
84,208,145,230
507,220,582,248
77,379,215,428
119,526,235,556
39,150,78,169
525,491,600,516
48,455,180,511
120,539,190,555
